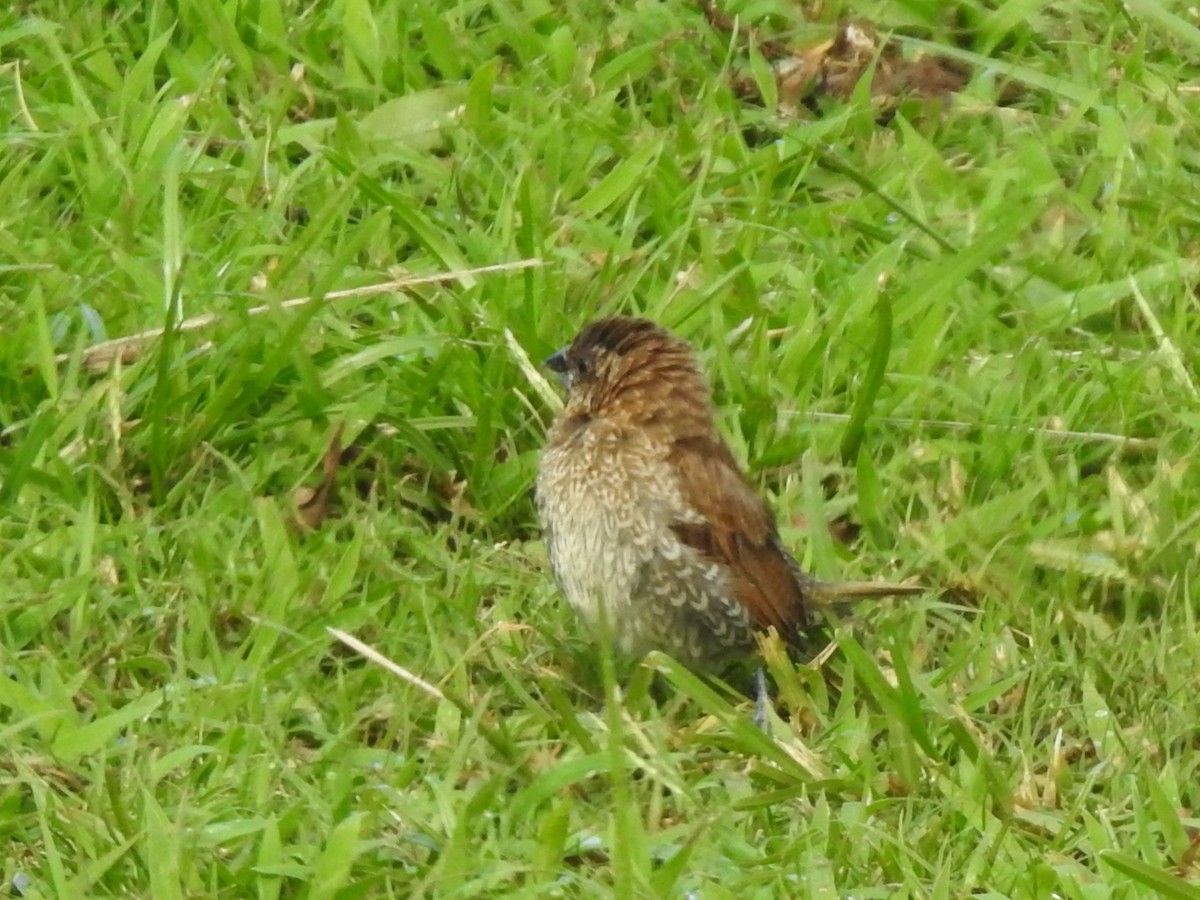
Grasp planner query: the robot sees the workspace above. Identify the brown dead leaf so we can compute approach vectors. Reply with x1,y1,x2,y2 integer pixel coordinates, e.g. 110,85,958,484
788,17,971,112
704,4,984,119
1179,823,1200,875
292,424,345,531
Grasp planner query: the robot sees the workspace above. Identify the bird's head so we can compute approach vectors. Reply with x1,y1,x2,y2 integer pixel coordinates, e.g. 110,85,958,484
544,316,712,425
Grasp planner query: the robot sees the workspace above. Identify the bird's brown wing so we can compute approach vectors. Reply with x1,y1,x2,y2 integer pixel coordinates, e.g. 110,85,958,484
666,434,812,637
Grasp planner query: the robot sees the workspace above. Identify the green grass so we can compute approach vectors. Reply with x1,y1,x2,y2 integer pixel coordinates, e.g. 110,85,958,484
3,0,1200,895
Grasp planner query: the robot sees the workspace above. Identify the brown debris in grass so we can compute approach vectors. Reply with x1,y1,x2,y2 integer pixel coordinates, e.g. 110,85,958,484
291,424,345,531
701,2,1013,118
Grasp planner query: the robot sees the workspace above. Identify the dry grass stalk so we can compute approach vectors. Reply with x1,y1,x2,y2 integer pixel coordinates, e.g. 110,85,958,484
59,258,544,372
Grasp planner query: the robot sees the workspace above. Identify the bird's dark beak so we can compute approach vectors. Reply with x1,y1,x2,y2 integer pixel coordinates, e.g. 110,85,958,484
543,349,569,387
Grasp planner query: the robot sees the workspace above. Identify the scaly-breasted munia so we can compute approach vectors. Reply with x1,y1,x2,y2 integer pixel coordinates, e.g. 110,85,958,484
535,316,920,689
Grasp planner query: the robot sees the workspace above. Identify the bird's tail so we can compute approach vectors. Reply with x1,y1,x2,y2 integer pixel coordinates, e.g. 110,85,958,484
810,579,924,608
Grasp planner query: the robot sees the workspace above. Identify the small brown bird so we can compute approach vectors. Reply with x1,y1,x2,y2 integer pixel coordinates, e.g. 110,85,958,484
535,316,920,710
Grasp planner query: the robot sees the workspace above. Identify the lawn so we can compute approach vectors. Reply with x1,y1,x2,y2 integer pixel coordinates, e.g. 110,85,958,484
3,0,1200,896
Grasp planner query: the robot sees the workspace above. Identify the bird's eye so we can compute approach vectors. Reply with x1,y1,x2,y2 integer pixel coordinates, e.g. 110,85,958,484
572,355,594,380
